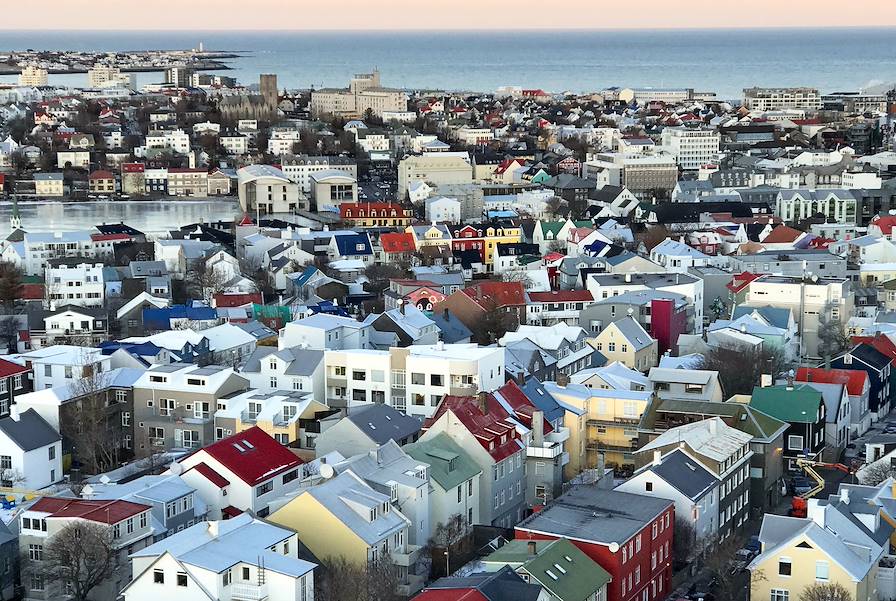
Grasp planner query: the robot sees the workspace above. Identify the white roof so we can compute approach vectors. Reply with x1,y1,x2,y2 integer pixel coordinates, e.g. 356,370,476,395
638,416,752,463
199,323,257,351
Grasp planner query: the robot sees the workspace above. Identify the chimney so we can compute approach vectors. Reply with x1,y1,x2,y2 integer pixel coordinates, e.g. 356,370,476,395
478,391,489,414
8,405,19,422
532,410,544,446
653,450,662,466
840,488,850,505
443,308,449,321
556,372,570,388
760,374,772,388
207,521,219,538
625,272,632,283
436,340,444,351
398,300,405,315
786,372,794,391
527,541,537,556
708,418,717,435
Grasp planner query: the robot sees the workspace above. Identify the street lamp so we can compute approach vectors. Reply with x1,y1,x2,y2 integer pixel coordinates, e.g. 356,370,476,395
444,549,449,576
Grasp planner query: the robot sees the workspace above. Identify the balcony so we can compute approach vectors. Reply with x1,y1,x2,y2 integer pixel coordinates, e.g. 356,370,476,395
240,410,260,423
231,582,268,601
586,417,640,428
546,426,570,444
527,441,564,459
397,571,427,598
391,544,422,567
585,438,638,453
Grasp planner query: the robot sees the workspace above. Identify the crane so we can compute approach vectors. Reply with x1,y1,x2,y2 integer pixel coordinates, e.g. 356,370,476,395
790,458,856,518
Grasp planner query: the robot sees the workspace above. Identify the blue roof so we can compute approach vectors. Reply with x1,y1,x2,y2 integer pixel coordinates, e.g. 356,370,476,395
308,300,351,317
99,341,164,358
143,305,218,330
292,265,319,287
732,305,792,329
430,309,473,343
521,377,566,424
333,233,372,257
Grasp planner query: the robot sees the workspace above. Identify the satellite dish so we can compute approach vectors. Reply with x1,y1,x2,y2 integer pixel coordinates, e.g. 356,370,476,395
169,461,184,475
319,464,335,479
608,542,620,553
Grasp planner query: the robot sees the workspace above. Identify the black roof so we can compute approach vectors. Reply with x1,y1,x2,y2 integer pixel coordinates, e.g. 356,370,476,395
647,449,717,501
345,404,422,444
837,344,891,371
0,409,61,452
95,222,144,237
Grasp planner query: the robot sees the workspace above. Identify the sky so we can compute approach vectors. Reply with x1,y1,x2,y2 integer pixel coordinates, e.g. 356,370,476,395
5,0,896,30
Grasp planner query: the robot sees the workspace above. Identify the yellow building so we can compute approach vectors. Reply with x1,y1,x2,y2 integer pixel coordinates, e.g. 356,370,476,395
449,223,522,267
749,507,885,601
544,380,652,474
269,470,424,596
590,316,658,372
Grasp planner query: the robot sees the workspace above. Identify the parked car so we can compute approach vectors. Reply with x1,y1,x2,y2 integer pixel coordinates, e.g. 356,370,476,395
790,476,813,496
745,535,761,555
729,548,756,574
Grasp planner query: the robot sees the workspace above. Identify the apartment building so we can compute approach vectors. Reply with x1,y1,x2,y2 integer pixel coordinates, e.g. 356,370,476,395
743,87,821,111
398,152,473,200
660,127,720,170
310,70,408,119
132,364,249,456
18,65,48,87
8,345,111,390
237,164,306,214
583,152,678,199
775,189,857,224
166,168,208,197
280,154,358,194
238,346,325,398
738,275,853,358
124,514,315,601
20,497,153,601
637,417,753,540
323,343,504,418
145,129,190,154
44,259,105,307
280,313,373,351
214,388,331,450
585,272,704,334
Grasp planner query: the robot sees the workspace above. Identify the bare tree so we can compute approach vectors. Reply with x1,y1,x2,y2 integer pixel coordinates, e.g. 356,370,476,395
0,315,21,353
428,514,471,577
314,555,399,601
858,459,896,486
702,535,744,601
799,582,853,601
817,301,850,365
25,521,117,601
190,261,229,304
66,362,124,474
0,263,22,309
672,517,697,564
698,344,791,397
500,266,533,289
472,300,519,345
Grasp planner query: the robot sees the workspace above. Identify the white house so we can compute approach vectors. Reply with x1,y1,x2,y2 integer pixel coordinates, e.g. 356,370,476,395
649,238,712,273
45,260,106,307
176,427,304,519
5,345,110,390
0,407,62,490
616,448,719,543
278,313,373,350
123,514,316,601
425,196,461,224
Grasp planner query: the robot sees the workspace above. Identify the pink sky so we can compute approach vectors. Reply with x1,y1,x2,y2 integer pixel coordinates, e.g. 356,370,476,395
6,0,896,29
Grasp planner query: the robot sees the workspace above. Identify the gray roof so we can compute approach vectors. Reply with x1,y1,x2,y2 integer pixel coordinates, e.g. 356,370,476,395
298,470,409,545
0,409,60,451
344,403,422,444
240,346,324,376
610,316,654,351
594,289,688,308
642,449,717,501
589,272,699,288
517,485,672,545
334,440,428,491
131,513,315,578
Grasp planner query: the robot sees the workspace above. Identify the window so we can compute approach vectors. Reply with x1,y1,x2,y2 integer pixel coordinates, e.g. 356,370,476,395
30,574,45,591
159,398,176,416
28,544,42,561
177,572,188,587
778,557,792,576
140,512,147,528
645,481,653,492
269,376,278,388
153,569,164,584
121,412,131,427
771,590,789,601
223,571,231,586
787,435,804,451
0,456,10,470
815,561,829,581
242,567,251,581
256,481,273,497
411,372,425,385
431,374,443,386
283,470,299,484
352,370,366,381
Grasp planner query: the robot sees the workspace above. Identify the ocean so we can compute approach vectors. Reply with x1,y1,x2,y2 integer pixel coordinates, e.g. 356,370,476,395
0,28,895,100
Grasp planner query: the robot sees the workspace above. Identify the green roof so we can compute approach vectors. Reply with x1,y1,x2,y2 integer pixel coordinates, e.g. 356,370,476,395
749,385,823,423
404,433,481,491
640,398,787,441
573,220,593,228
539,221,564,237
485,539,610,601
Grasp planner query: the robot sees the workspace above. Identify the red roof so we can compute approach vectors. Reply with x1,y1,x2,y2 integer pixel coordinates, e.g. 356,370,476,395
726,271,761,294
188,426,302,485
494,158,525,175
237,213,255,226
187,462,231,488
121,163,145,173
89,170,114,180
90,233,131,242
381,232,416,254
0,358,29,379
213,292,263,308
222,505,243,518
762,225,804,244
871,215,896,235
463,281,526,309
527,290,593,303
796,367,869,397
30,498,149,524
852,334,896,365
425,395,522,462
495,380,552,435
413,588,488,601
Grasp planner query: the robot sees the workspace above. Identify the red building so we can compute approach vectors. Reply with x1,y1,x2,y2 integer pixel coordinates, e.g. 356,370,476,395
649,297,688,356
515,487,674,601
